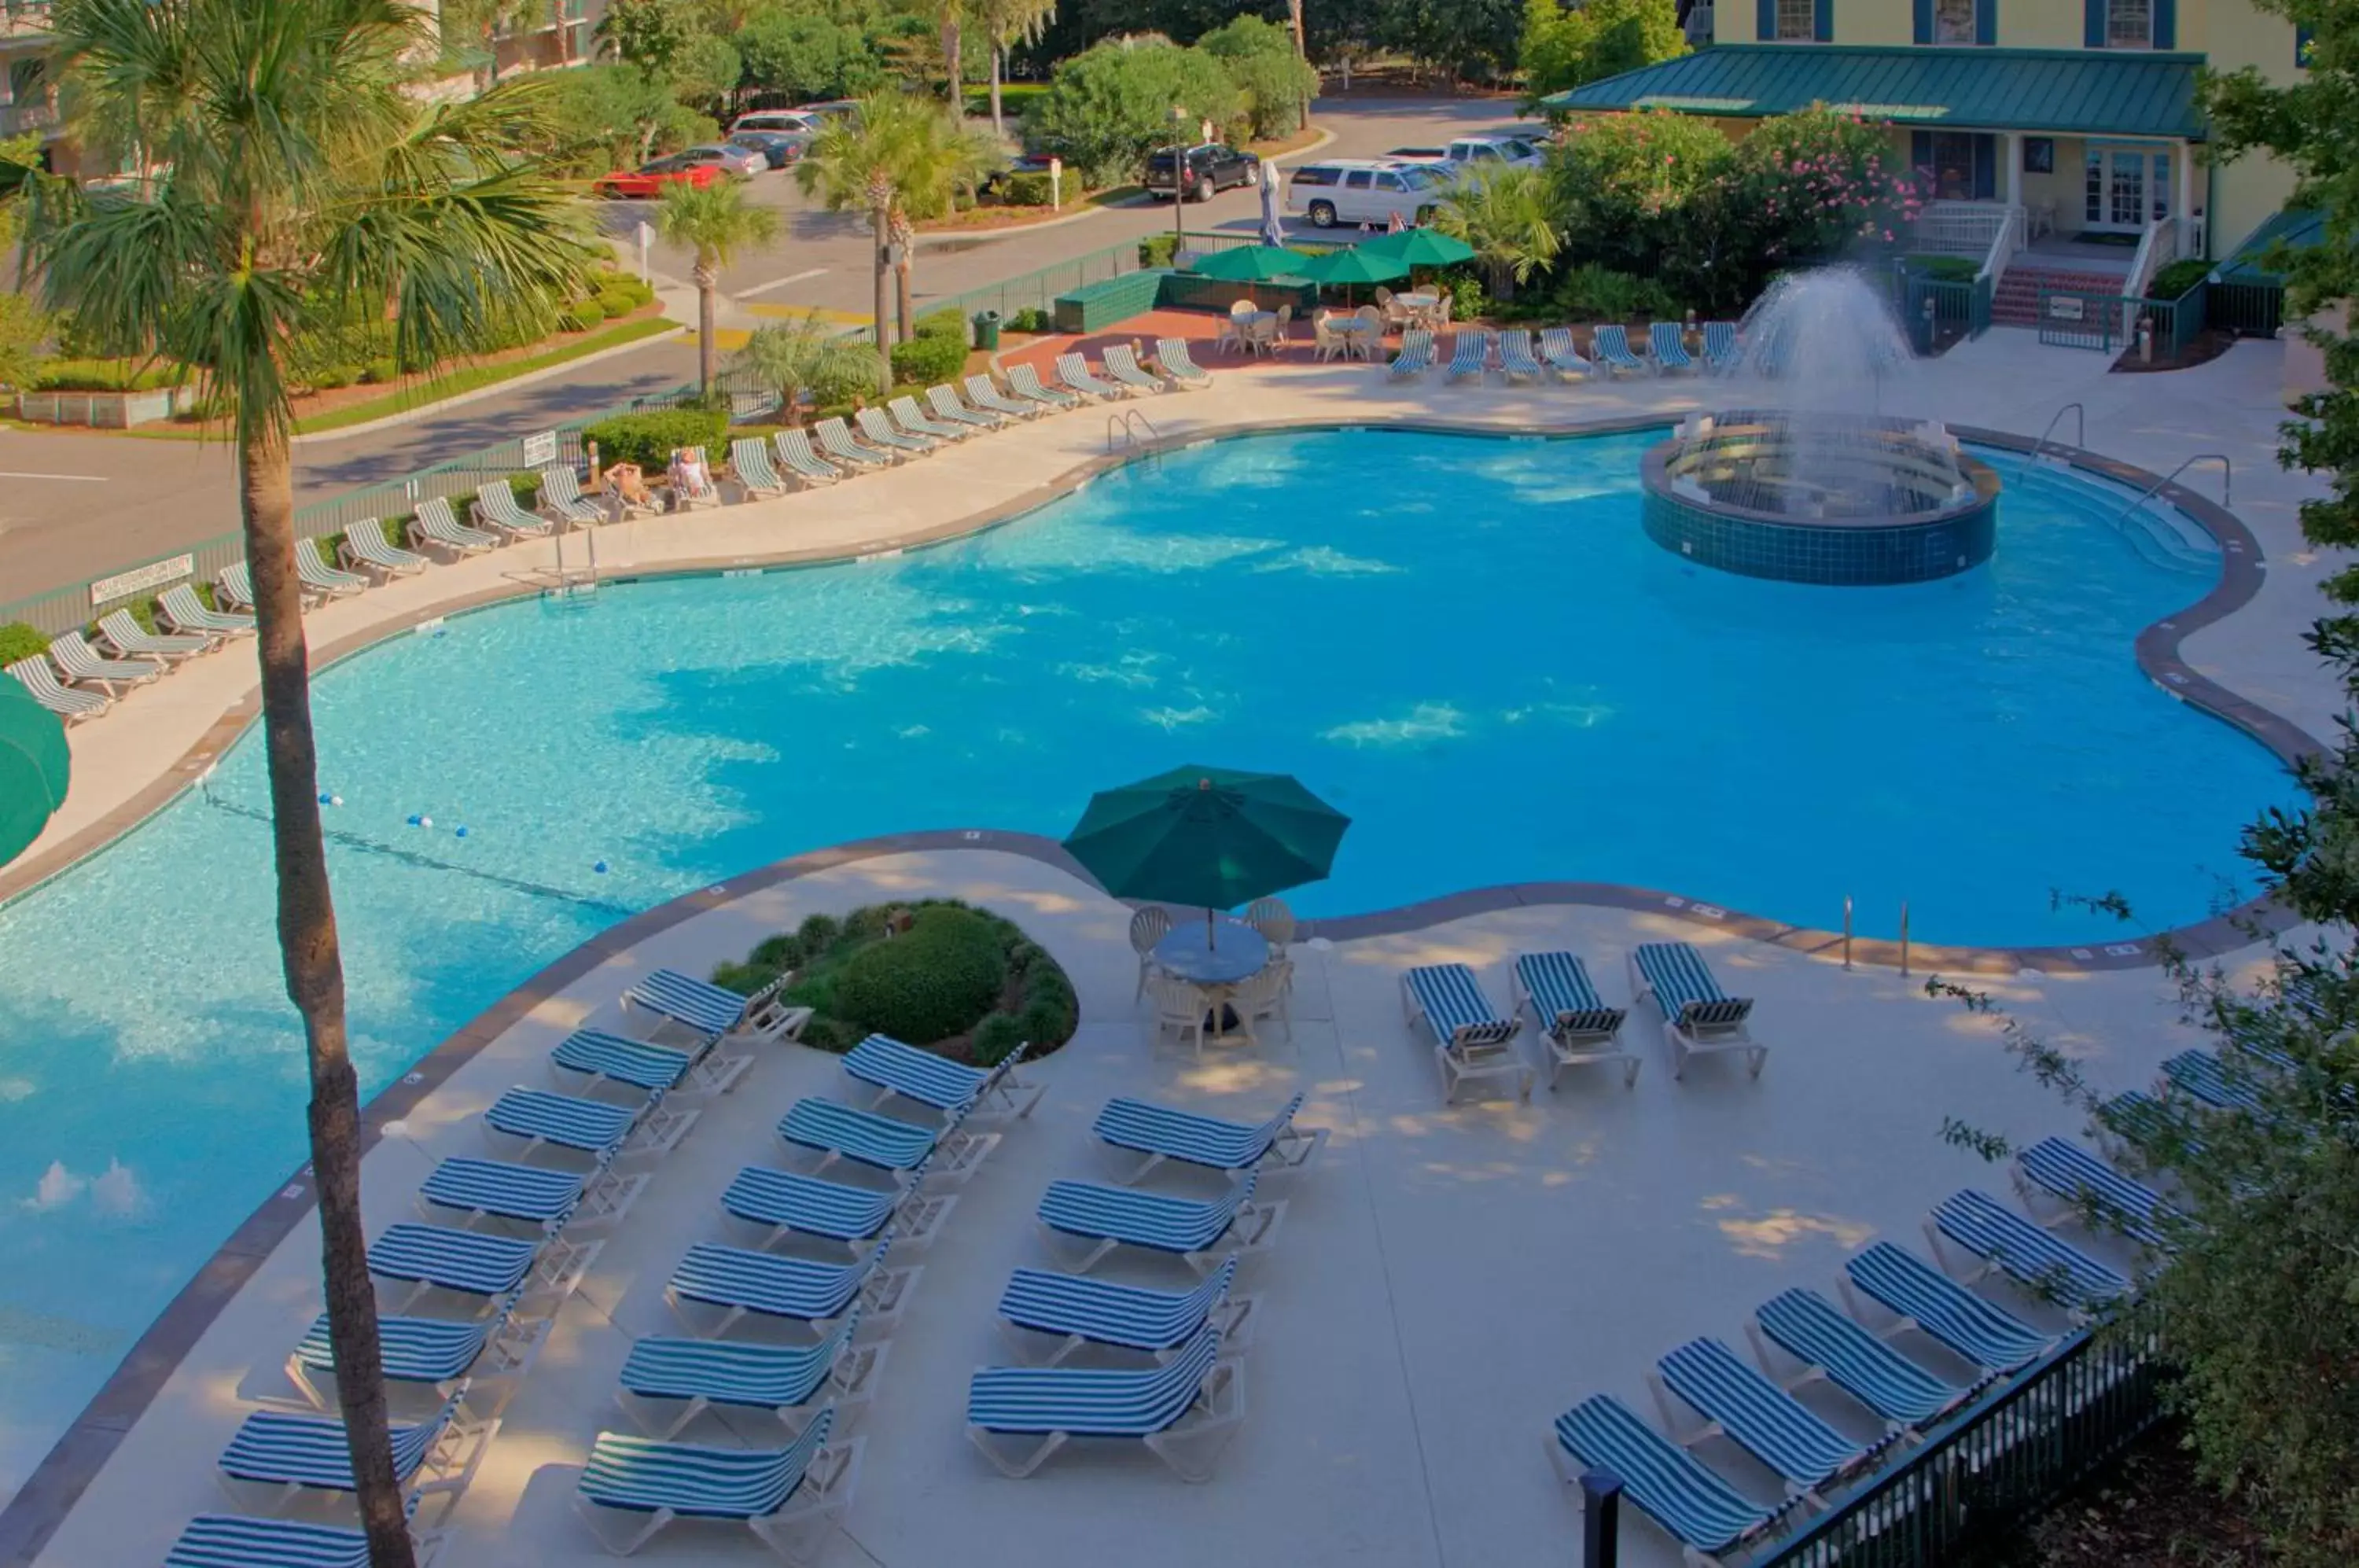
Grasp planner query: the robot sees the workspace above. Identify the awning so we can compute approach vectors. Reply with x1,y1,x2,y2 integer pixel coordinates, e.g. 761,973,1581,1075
2214,208,2323,284
1548,45,2206,142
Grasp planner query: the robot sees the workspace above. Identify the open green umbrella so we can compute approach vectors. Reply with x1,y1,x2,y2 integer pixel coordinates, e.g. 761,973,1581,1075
0,675,70,867
1291,245,1411,289
1187,245,1308,282
1063,765,1349,938
1360,227,1476,269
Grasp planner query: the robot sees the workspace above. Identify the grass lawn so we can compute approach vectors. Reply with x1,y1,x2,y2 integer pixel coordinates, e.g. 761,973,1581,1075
963,81,1047,118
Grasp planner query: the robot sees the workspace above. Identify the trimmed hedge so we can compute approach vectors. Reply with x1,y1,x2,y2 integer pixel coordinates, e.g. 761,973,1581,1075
0,622,52,664
1007,307,1051,333
581,408,730,470
831,905,1009,1045
889,332,967,388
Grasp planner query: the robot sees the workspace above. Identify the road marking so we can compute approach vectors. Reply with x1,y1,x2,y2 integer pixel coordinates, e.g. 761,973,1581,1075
738,267,830,298
0,470,109,482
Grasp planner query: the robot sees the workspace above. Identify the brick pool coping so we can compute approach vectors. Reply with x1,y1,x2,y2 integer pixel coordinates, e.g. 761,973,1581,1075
0,415,2316,1566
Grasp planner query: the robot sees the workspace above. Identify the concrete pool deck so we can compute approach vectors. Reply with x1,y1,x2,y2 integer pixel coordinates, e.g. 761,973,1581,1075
7,839,2266,1568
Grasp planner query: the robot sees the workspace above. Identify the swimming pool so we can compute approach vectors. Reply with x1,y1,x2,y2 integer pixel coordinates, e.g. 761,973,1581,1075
0,425,2293,1499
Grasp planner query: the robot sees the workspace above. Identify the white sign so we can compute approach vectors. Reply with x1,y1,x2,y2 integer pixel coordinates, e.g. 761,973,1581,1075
521,430,558,466
1048,156,1062,212
636,219,653,284
2047,296,2085,322
90,553,193,608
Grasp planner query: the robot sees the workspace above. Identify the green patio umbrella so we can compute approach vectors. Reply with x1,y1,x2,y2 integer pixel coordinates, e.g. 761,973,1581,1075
1186,245,1308,282
1291,244,1411,303
1361,228,1476,270
1063,765,1350,943
0,674,70,867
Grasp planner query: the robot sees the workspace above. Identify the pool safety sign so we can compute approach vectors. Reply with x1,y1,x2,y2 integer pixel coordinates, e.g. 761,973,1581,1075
90,553,193,607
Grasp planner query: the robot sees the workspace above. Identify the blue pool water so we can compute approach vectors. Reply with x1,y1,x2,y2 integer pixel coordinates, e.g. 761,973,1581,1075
0,427,2293,1496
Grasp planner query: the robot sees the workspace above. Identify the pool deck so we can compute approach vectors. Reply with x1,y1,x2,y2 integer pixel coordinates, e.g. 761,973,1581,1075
9,839,2269,1568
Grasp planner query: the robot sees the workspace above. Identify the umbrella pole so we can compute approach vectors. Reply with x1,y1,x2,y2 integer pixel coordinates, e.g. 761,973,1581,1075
1207,905,1216,949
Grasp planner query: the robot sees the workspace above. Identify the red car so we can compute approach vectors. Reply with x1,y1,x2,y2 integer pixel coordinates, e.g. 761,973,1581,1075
591,154,727,200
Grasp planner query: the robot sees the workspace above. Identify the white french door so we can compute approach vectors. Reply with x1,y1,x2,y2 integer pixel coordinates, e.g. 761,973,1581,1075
2082,145,2172,234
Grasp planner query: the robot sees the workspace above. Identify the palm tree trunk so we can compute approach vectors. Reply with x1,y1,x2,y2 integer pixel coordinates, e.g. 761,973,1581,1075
890,209,916,344
989,49,1004,140
694,256,718,395
238,432,415,1568
1289,0,1308,130
869,204,892,389
942,18,962,112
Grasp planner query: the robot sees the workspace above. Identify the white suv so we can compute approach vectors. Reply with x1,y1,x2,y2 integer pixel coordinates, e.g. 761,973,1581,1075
1286,160,1452,229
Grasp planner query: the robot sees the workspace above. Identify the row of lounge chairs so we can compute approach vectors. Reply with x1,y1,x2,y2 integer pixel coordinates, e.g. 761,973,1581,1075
1389,322,1741,385
6,594,259,723
164,967,793,1568
573,1029,1046,1559
964,1091,1325,1482
1402,940,1767,1102
1550,1148,2164,1565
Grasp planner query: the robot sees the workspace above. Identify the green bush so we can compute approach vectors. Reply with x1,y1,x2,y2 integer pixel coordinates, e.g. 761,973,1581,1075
797,911,842,951
750,932,804,971
2151,258,2211,300
307,363,362,391
1901,255,1979,283
1025,39,1243,188
558,306,602,333
1007,306,1051,333
799,1015,854,1053
581,408,730,470
889,331,968,388
1551,262,1679,322
1138,233,1181,269
0,622,50,664
709,959,776,996
33,358,190,392
504,472,541,507
997,171,1055,207
596,286,640,319
915,308,966,342
1018,967,1078,1049
829,905,1009,1044
970,1011,1027,1067
362,357,400,385
1199,17,1319,141
1444,271,1489,322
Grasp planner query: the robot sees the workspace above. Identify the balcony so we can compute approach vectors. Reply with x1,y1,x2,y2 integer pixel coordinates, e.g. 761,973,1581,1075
0,98,57,136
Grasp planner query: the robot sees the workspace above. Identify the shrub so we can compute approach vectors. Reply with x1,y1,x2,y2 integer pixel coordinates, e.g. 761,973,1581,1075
1444,271,1489,322
2151,258,2211,300
1007,306,1051,333
1198,17,1319,141
33,358,190,392
0,622,51,664
889,331,967,387
581,408,730,470
1025,39,1242,189
797,911,841,952
1018,966,1078,1049
308,363,363,391
915,308,966,342
1901,255,1979,283
750,932,804,971
558,306,602,333
798,1015,854,1053
362,357,400,385
709,959,776,996
970,1011,1028,1067
829,904,1010,1044
596,286,640,319
1552,262,1677,321
998,171,1054,207
505,472,542,507
1138,233,1181,269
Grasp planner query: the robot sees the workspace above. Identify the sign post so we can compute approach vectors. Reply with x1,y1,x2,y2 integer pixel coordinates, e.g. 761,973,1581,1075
636,219,653,285
1048,156,1062,212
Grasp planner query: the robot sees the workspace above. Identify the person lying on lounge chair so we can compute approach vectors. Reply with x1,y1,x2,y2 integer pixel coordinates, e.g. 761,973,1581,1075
667,448,715,509
602,462,653,521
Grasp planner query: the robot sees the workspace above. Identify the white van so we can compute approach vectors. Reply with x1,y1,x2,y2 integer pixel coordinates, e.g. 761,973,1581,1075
1285,160,1452,230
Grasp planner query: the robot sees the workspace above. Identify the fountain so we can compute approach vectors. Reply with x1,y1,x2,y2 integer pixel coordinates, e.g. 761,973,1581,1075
1640,267,2000,585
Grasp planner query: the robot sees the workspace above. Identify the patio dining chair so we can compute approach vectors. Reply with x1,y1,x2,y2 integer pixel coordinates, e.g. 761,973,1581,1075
1352,304,1385,360
1130,906,1172,1002
1218,302,1253,356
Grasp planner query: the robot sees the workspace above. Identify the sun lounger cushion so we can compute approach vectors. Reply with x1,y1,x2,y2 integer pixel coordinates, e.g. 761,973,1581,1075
294,1311,492,1386
778,1098,938,1172
419,1156,588,1225
551,1029,694,1094
626,968,752,1038
219,1408,441,1492
1038,1175,1256,1256
1631,942,1752,1028
999,1259,1237,1353
721,1165,900,1242
1754,1287,1969,1428
1658,1338,1869,1490
1092,1095,1305,1172
484,1087,637,1157
367,1223,539,1297
1555,1394,1779,1557
1845,1242,2052,1371
1404,963,1518,1047
669,1240,885,1323
620,1322,854,1413
1932,1189,2130,1311
841,1033,988,1113
167,1515,374,1568
2016,1138,2173,1249
579,1408,834,1521
969,1323,1222,1437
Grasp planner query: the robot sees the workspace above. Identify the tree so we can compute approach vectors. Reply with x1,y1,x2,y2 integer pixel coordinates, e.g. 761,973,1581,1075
654,179,779,396
1198,15,1317,140
797,90,923,377
972,0,1056,137
738,9,885,103
20,2,589,1565
541,61,713,175
1547,108,1732,275
731,313,885,424
1024,37,1242,187
670,32,743,118
1432,164,1562,299
1518,0,1683,109
595,0,694,75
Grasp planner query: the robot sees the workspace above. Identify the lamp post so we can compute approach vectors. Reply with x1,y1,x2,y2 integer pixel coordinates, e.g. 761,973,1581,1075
1168,105,1189,259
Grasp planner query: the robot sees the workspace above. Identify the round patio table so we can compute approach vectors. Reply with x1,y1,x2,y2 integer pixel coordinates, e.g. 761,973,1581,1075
1152,918,1272,985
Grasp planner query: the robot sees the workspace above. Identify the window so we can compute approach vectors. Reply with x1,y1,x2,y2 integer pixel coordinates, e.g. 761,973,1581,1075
1926,131,1979,200
1932,0,1977,43
1773,0,1814,39
2107,0,2152,48
1290,166,1337,186
1342,170,1373,190
1375,172,1407,192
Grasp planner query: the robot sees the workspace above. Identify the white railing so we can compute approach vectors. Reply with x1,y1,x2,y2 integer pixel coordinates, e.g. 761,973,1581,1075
1914,201,2019,258
1974,204,2026,285
2122,215,2179,336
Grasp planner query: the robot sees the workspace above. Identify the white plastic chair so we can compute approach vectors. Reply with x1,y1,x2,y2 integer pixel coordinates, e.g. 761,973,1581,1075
1130,906,1172,1002
1146,971,1210,1055
1245,897,1295,951
1234,962,1292,1045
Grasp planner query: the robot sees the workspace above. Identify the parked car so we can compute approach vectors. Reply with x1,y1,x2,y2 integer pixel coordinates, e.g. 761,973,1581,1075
1386,135,1548,173
731,109,822,137
591,155,727,199
727,129,805,169
688,142,769,179
1144,142,1260,202
1286,159,1450,228
792,99,861,121
980,151,1058,197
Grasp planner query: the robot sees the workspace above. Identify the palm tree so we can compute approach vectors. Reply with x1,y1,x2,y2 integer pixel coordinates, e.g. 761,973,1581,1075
730,314,882,425
973,0,1054,140
1433,166,1566,302
653,179,779,398
20,3,588,1563
879,110,998,344
796,92,923,372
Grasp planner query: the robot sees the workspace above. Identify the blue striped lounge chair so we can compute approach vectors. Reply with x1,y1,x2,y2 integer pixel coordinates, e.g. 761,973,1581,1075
1498,329,1544,385
551,1026,749,1101
1091,1093,1325,1183
160,583,256,639
1055,352,1129,400
998,1256,1248,1367
778,1097,999,1183
1651,1338,1882,1504
1747,1287,1974,1438
966,1322,1241,1481
472,480,552,539
966,373,1040,420
2098,1088,2179,1160
1154,337,1213,388
816,416,896,469
616,1309,882,1440
1401,962,1530,1103
8,656,110,723
624,966,799,1046
1650,321,1698,374
166,1512,424,1568
841,1032,1042,1121
1592,324,1651,377
541,464,607,524
1700,321,1739,374
293,538,369,598
1549,1394,1785,1567
1839,1242,2055,1372
1103,344,1171,394
1538,326,1592,380
419,1154,646,1232
731,436,790,499
1925,1189,2131,1317
1512,951,1636,1089
287,1295,541,1415
664,1238,915,1338
773,429,845,487
410,496,500,556
720,1162,955,1252
48,630,162,694
1389,329,1434,380
1008,361,1080,409
217,562,259,609
889,394,970,442
98,608,212,662
573,1405,859,1559
216,1394,488,1516
2012,1137,2176,1251
1036,1172,1282,1276
928,382,1003,429
484,1085,697,1164
2161,1047,2262,1111
338,522,428,581
857,406,937,458
1445,329,1489,383
1628,942,1765,1080
367,1220,598,1315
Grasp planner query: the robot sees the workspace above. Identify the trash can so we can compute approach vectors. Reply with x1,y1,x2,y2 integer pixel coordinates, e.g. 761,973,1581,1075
973,310,1002,350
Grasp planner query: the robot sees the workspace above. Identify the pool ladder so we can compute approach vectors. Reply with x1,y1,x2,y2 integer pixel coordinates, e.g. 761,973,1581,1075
2115,453,2231,524
2027,403,2086,465
547,521,600,599
1106,408,1162,457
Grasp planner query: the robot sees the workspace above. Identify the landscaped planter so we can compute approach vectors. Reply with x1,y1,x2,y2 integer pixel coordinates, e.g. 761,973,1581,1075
17,386,186,428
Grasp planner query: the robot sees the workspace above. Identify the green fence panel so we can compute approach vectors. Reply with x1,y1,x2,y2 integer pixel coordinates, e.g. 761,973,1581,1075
2207,279,2284,338
1052,270,1171,333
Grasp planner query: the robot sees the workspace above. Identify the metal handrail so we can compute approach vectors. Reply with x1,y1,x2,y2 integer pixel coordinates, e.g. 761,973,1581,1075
2116,453,2231,526
1105,408,1161,454
2029,403,2086,464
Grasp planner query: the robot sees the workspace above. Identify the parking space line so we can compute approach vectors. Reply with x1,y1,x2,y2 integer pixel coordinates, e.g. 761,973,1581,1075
0,471,110,482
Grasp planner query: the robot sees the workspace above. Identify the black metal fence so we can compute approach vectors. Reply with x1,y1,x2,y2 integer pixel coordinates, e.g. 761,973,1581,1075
2207,279,2285,338
1750,1320,2166,1568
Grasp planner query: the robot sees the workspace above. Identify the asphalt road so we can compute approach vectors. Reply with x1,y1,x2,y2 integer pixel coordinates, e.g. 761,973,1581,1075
0,96,1537,605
